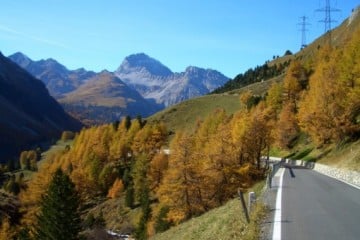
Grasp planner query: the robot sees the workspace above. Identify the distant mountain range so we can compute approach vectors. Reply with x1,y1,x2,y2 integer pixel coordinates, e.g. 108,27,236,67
9,52,96,97
115,53,229,107
9,52,229,124
0,52,82,160
59,71,159,125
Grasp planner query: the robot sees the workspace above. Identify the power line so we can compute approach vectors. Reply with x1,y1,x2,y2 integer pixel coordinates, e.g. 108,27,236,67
298,16,310,49
316,0,340,33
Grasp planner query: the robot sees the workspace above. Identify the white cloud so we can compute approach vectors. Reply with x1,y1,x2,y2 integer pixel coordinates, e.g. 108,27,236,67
0,24,69,49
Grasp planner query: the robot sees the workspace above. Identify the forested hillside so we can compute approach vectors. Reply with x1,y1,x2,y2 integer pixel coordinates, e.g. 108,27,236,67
1,9,360,240
212,60,290,94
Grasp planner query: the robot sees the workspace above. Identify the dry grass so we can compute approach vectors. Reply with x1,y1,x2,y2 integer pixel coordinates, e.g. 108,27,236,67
151,182,268,240
318,140,360,171
84,197,140,233
274,137,360,172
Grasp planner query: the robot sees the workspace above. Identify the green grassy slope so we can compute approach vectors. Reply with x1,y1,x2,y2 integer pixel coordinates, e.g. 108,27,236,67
148,94,240,133
148,75,283,133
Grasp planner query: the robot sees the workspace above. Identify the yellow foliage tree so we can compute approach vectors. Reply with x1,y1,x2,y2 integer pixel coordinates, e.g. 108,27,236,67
19,159,62,227
107,178,124,199
298,43,360,144
148,153,168,191
199,119,242,206
283,60,308,105
0,216,16,240
232,102,273,171
276,102,299,148
266,82,283,118
157,131,202,223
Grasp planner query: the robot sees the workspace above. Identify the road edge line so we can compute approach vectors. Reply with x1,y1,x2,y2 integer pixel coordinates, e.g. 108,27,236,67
313,169,360,190
272,167,285,240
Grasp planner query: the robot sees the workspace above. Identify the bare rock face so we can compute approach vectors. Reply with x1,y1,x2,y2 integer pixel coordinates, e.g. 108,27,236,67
115,53,229,107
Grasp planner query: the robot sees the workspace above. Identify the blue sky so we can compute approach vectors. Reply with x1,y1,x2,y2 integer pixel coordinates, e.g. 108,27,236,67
0,0,358,78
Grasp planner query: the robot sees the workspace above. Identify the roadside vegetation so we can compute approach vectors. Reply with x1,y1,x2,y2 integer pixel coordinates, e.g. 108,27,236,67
151,182,267,240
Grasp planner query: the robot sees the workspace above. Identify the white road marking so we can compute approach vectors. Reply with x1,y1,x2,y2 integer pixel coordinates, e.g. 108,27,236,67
272,167,285,240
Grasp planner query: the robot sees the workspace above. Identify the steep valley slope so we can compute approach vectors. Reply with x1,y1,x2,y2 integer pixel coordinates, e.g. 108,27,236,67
0,52,82,161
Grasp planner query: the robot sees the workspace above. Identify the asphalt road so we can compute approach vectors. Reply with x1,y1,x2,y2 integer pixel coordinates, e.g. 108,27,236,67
280,167,360,240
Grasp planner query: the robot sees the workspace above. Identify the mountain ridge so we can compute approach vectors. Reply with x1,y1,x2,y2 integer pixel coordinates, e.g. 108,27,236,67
9,52,229,122
9,52,96,97
8,53,160,124
117,53,173,77
115,53,229,107
59,71,160,125
0,51,82,160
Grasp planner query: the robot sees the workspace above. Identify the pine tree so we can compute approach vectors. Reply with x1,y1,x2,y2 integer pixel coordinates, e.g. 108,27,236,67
155,206,171,233
34,168,82,240
136,183,151,240
125,183,135,209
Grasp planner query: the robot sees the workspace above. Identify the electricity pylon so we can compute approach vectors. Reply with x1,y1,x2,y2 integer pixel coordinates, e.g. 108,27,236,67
316,0,340,45
298,16,310,49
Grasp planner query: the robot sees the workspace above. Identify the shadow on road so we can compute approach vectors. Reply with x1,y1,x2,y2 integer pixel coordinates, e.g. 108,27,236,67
283,163,314,169
288,167,296,178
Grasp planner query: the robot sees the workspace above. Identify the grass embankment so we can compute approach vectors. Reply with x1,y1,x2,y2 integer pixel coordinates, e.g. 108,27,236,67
151,181,267,240
318,140,360,171
270,137,360,172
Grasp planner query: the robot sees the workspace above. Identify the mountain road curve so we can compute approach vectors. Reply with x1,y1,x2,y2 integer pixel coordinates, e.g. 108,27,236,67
272,166,360,240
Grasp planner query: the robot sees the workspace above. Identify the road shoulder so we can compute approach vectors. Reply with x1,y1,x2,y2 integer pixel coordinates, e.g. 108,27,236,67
259,167,285,240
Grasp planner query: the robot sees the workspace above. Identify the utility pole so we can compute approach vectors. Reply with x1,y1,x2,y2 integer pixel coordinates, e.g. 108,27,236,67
316,0,340,45
298,16,310,49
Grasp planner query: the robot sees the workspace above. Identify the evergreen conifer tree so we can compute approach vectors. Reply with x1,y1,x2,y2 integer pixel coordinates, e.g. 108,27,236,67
125,183,135,209
155,206,171,233
34,168,82,240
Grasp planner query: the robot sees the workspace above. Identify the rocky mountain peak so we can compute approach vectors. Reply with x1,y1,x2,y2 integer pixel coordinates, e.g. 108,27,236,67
115,53,229,107
38,58,68,72
8,52,32,68
185,66,224,76
99,69,112,75
117,53,173,77
185,66,202,72
8,52,96,97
